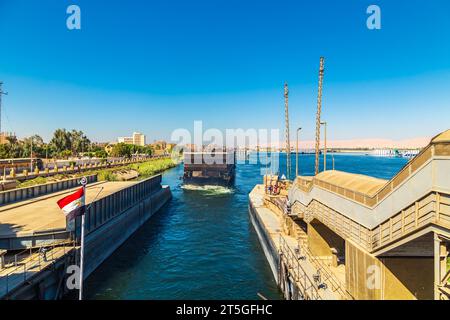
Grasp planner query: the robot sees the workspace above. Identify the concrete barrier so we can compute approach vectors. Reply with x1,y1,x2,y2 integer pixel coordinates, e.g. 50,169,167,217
10,157,166,182
0,175,98,207
74,174,172,278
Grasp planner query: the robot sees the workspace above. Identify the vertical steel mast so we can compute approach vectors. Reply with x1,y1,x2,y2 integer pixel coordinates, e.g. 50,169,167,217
0,82,8,135
314,57,325,176
284,82,291,180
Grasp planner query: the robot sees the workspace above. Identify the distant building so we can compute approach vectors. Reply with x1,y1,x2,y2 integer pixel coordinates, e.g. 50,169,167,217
132,132,146,146
0,132,13,145
117,132,146,146
118,137,134,144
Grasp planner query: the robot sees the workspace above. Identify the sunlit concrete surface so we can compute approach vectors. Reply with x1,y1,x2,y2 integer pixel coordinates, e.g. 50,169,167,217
0,181,137,238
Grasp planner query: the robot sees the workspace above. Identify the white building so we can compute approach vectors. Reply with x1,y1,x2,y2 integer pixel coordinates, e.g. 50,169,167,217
118,132,146,146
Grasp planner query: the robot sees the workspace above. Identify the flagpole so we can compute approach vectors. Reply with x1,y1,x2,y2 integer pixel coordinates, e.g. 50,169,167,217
79,179,87,301
79,209,85,300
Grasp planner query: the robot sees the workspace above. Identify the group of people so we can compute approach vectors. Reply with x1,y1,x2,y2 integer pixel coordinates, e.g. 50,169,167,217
266,183,280,195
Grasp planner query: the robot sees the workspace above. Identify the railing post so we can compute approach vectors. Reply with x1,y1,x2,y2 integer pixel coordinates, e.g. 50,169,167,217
415,201,419,228
436,193,441,223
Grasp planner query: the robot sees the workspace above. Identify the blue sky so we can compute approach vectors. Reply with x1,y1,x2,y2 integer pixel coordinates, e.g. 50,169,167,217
0,0,449,143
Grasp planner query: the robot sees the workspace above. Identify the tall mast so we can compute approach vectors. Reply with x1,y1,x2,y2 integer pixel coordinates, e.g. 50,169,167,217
314,57,325,176
0,82,7,135
284,82,291,179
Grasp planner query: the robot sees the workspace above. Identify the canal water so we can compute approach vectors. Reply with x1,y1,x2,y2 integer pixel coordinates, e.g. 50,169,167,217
84,153,408,300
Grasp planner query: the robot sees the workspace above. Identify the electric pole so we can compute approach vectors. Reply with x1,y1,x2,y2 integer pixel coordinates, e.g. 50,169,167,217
0,82,8,135
284,82,291,180
314,58,325,176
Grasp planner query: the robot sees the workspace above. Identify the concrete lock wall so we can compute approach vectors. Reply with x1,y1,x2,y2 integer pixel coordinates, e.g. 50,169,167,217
0,175,97,207
381,257,433,300
73,175,171,278
2,175,171,300
307,220,345,258
346,241,383,300
345,241,434,300
248,202,280,283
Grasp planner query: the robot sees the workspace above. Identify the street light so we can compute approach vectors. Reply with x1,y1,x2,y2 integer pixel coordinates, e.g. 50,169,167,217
296,127,302,177
30,137,33,172
320,121,327,171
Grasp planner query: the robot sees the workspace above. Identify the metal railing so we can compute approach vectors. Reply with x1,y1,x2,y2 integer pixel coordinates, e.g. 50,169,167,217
0,239,75,297
294,139,450,210
279,235,321,300
293,235,353,300
290,191,450,254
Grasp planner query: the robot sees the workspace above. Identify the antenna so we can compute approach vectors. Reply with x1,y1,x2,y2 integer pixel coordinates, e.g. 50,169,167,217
314,58,325,176
284,82,291,180
0,82,8,135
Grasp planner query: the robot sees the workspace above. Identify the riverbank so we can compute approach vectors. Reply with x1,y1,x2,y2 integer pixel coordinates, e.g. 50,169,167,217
16,158,177,188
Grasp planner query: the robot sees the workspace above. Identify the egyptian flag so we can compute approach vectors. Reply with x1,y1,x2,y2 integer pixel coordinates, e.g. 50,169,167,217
57,187,86,220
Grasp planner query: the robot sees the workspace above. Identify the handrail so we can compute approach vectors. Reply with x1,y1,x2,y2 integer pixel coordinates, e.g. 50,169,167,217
0,239,75,296
291,186,448,254
293,137,450,208
294,235,353,299
265,196,290,215
279,235,321,300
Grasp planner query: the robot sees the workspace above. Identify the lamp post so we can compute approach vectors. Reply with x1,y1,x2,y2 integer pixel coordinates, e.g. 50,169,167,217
30,137,33,172
296,127,302,177
320,121,327,171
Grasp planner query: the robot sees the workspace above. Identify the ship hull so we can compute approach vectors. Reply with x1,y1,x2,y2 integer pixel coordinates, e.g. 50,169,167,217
183,175,235,187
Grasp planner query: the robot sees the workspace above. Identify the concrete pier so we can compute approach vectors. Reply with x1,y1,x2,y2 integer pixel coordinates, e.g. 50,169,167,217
0,174,171,299
249,185,340,300
0,180,139,250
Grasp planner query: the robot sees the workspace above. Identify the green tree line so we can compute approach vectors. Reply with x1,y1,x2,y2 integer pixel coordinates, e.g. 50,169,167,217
0,129,103,159
0,129,157,159
109,143,153,158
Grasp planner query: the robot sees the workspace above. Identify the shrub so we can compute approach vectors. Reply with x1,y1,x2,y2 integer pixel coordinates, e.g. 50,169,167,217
97,170,117,181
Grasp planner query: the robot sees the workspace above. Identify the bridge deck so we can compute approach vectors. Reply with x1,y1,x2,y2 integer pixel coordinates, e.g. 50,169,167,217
0,181,137,239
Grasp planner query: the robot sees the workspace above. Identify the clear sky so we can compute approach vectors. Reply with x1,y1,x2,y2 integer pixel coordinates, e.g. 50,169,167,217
0,0,449,143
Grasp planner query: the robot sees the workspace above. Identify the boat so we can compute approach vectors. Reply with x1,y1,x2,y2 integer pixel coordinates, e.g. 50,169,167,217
183,150,236,187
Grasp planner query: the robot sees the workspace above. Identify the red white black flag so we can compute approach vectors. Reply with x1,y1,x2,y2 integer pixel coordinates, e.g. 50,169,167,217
57,187,86,220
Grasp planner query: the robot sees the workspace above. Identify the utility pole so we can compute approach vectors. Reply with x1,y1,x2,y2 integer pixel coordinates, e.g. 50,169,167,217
30,137,33,172
314,57,325,176
0,82,8,135
284,82,291,180
321,121,327,171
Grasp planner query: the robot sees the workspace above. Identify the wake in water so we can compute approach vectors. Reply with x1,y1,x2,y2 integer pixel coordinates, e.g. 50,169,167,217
181,184,234,195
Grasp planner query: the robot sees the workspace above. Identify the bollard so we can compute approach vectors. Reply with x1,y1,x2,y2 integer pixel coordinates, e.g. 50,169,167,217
10,168,15,178
23,169,28,177
34,167,39,175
